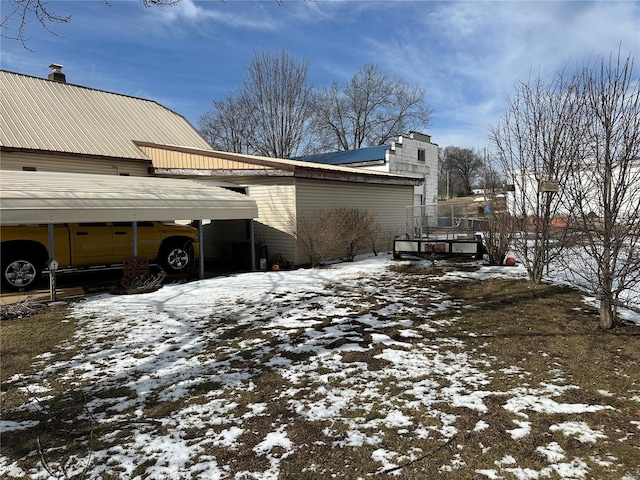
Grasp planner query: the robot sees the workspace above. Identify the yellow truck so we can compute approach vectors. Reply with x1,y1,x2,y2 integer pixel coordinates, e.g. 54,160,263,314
0,221,199,291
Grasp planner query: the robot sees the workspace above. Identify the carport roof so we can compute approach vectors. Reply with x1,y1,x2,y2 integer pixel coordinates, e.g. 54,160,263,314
0,170,258,225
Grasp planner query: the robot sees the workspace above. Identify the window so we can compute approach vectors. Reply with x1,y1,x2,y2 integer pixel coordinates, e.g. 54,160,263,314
417,149,425,162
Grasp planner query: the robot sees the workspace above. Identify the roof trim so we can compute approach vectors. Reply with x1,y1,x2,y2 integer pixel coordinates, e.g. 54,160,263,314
0,145,153,166
0,170,258,224
136,142,421,186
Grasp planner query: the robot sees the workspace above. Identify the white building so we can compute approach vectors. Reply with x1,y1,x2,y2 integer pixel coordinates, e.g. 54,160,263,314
296,131,439,207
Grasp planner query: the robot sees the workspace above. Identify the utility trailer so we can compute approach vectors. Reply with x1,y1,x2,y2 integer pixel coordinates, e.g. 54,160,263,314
394,202,486,260
393,237,484,260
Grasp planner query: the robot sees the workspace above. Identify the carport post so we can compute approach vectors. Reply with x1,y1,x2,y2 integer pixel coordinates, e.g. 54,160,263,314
47,223,57,302
249,220,256,271
132,221,138,256
198,220,204,280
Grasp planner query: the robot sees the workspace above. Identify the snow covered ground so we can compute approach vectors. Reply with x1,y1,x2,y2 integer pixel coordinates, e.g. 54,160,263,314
1,254,639,479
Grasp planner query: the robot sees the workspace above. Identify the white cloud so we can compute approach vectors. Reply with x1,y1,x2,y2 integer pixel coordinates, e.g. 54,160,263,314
1,0,637,152
363,1,639,148
150,0,280,30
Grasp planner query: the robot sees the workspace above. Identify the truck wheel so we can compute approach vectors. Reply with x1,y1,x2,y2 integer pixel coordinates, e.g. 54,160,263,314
2,256,41,291
161,241,193,273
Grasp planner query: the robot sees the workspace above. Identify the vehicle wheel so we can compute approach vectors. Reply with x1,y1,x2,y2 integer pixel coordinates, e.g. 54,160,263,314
2,256,42,291
161,242,193,273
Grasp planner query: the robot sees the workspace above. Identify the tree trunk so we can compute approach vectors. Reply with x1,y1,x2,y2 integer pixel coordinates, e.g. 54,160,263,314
599,297,614,330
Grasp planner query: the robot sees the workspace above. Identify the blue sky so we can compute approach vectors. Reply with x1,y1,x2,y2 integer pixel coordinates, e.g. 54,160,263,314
1,0,638,151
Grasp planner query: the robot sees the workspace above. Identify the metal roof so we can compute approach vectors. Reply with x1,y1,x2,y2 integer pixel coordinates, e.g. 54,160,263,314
0,170,258,224
294,145,390,165
139,143,421,186
0,70,213,159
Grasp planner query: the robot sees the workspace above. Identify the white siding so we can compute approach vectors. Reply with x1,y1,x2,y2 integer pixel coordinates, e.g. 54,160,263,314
240,177,298,265
197,175,416,267
295,178,414,264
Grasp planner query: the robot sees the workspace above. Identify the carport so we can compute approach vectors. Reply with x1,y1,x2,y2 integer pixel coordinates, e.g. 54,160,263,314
0,170,259,299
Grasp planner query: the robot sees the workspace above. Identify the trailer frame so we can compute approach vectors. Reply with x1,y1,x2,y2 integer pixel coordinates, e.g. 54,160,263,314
393,236,484,261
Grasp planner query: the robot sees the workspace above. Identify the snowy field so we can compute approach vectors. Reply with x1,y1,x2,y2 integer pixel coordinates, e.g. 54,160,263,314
1,254,639,479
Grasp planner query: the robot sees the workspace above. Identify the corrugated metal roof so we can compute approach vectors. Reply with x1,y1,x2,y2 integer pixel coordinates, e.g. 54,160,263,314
0,70,213,159
0,170,258,224
294,145,389,165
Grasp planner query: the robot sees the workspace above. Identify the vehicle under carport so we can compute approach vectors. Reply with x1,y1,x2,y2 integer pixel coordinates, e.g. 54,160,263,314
0,170,258,299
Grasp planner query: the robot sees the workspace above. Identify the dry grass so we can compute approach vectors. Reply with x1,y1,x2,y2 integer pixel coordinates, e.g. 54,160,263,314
1,302,77,386
1,267,639,479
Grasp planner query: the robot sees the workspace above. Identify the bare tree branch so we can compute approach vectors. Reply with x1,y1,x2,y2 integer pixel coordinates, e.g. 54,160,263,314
560,50,640,329
1,0,286,49
439,146,483,196
490,68,582,285
490,49,640,329
313,64,431,150
240,49,315,158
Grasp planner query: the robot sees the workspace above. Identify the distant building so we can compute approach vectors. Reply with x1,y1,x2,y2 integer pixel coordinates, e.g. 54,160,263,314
295,131,439,207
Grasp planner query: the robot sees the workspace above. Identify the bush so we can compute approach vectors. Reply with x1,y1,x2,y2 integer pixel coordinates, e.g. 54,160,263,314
289,208,379,266
482,212,514,265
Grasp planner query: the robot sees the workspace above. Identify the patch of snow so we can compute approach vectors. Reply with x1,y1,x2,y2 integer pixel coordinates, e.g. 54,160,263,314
507,419,531,439
253,426,292,455
474,420,490,432
2,254,637,478
0,420,39,432
504,394,612,415
549,421,608,443
536,442,566,462
597,389,614,397
476,469,504,479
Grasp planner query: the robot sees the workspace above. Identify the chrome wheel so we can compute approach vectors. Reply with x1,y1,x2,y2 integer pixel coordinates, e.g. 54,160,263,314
4,259,39,289
164,245,191,272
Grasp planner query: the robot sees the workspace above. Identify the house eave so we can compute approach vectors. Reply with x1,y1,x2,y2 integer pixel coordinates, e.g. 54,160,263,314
152,167,294,177
137,142,419,186
0,146,152,166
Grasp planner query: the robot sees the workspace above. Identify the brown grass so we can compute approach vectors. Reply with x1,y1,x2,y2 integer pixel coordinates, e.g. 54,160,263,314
1,268,639,479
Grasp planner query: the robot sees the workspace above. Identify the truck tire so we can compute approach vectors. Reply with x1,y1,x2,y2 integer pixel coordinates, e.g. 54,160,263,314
160,241,193,273
2,255,42,291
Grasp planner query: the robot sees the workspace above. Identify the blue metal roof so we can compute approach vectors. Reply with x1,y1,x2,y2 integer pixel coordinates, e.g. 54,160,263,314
295,144,390,165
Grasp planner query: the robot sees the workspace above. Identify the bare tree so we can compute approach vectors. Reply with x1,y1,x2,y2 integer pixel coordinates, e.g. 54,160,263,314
240,49,315,158
561,51,640,329
482,212,515,265
482,155,507,193
312,64,431,150
199,50,315,158
198,92,253,153
439,146,483,197
490,69,581,285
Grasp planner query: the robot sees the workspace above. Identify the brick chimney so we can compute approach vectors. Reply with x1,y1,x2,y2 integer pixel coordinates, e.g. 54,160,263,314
48,63,66,83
